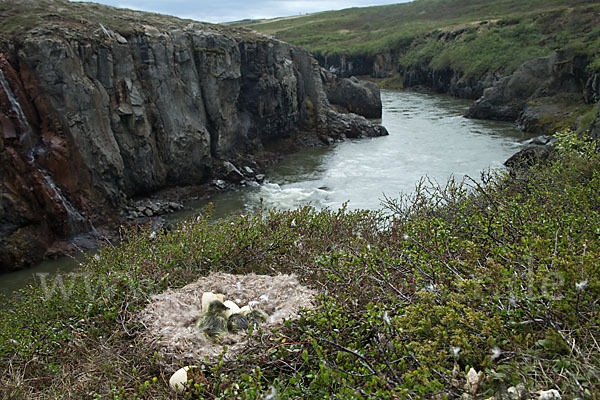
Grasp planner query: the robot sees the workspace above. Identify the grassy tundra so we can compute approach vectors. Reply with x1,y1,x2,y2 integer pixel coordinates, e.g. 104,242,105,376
240,0,600,78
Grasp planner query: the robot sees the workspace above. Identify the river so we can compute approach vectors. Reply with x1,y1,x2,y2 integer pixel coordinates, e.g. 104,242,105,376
0,89,533,297
165,89,532,219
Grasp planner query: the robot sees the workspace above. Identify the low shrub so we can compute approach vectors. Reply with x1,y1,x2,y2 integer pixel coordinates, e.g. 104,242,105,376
1,131,599,398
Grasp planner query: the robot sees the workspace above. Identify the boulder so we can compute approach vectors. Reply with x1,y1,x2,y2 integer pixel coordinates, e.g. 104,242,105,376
322,70,382,118
212,179,227,190
504,135,555,170
324,110,388,139
222,161,244,182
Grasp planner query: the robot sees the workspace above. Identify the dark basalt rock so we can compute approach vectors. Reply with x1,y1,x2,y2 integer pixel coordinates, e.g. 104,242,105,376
324,110,388,140
467,53,593,134
504,135,556,170
121,200,184,220
467,54,560,122
321,70,382,118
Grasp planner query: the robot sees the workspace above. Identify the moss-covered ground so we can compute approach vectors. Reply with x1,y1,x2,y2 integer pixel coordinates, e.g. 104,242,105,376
0,130,599,399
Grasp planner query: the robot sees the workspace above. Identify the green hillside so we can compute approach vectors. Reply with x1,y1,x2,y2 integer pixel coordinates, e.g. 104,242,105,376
241,0,600,77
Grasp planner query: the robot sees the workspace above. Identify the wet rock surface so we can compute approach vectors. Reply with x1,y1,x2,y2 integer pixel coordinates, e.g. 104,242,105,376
0,0,387,271
324,110,388,140
122,200,184,220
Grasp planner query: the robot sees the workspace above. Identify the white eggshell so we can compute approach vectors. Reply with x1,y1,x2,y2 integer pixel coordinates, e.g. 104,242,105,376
169,366,195,392
239,305,251,315
201,292,218,311
538,390,561,400
223,300,241,318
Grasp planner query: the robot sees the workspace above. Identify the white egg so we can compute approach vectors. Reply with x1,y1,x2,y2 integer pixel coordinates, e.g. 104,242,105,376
239,305,252,315
223,300,241,318
169,365,196,392
201,292,218,312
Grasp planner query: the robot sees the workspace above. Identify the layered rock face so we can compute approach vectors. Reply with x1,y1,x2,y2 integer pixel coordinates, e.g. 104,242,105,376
316,53,377,78
317,51,500,101
398,65,500,100
316,38,599,134
0,1,387,271
466,53,595,131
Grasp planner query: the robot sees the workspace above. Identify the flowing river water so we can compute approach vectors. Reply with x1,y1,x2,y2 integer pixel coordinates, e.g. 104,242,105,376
0,90,534,297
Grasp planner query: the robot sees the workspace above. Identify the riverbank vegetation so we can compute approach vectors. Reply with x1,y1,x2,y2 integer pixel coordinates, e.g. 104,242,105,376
0,129,599,398
240,0,600,78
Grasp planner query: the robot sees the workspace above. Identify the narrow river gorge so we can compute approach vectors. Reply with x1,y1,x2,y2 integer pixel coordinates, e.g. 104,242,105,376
0,89,535,296
167,89,534,219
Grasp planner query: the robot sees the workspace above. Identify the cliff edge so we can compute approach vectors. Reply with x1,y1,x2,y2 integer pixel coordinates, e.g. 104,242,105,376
0,0,387,271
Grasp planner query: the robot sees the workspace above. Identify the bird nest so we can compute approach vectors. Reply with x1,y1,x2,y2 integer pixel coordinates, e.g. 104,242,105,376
140,272,317,361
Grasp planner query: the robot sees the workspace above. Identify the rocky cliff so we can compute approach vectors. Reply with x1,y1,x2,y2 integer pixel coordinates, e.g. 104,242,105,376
319,48,600,135
467,53,598,132
321,69,382,119
316,51,500,101
0,0,387,271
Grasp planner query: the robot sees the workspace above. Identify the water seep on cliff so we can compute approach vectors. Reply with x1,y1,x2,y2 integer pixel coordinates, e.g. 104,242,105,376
0,0,387,271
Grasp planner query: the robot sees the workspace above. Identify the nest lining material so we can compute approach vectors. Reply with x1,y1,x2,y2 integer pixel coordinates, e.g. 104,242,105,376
140,272,317,361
